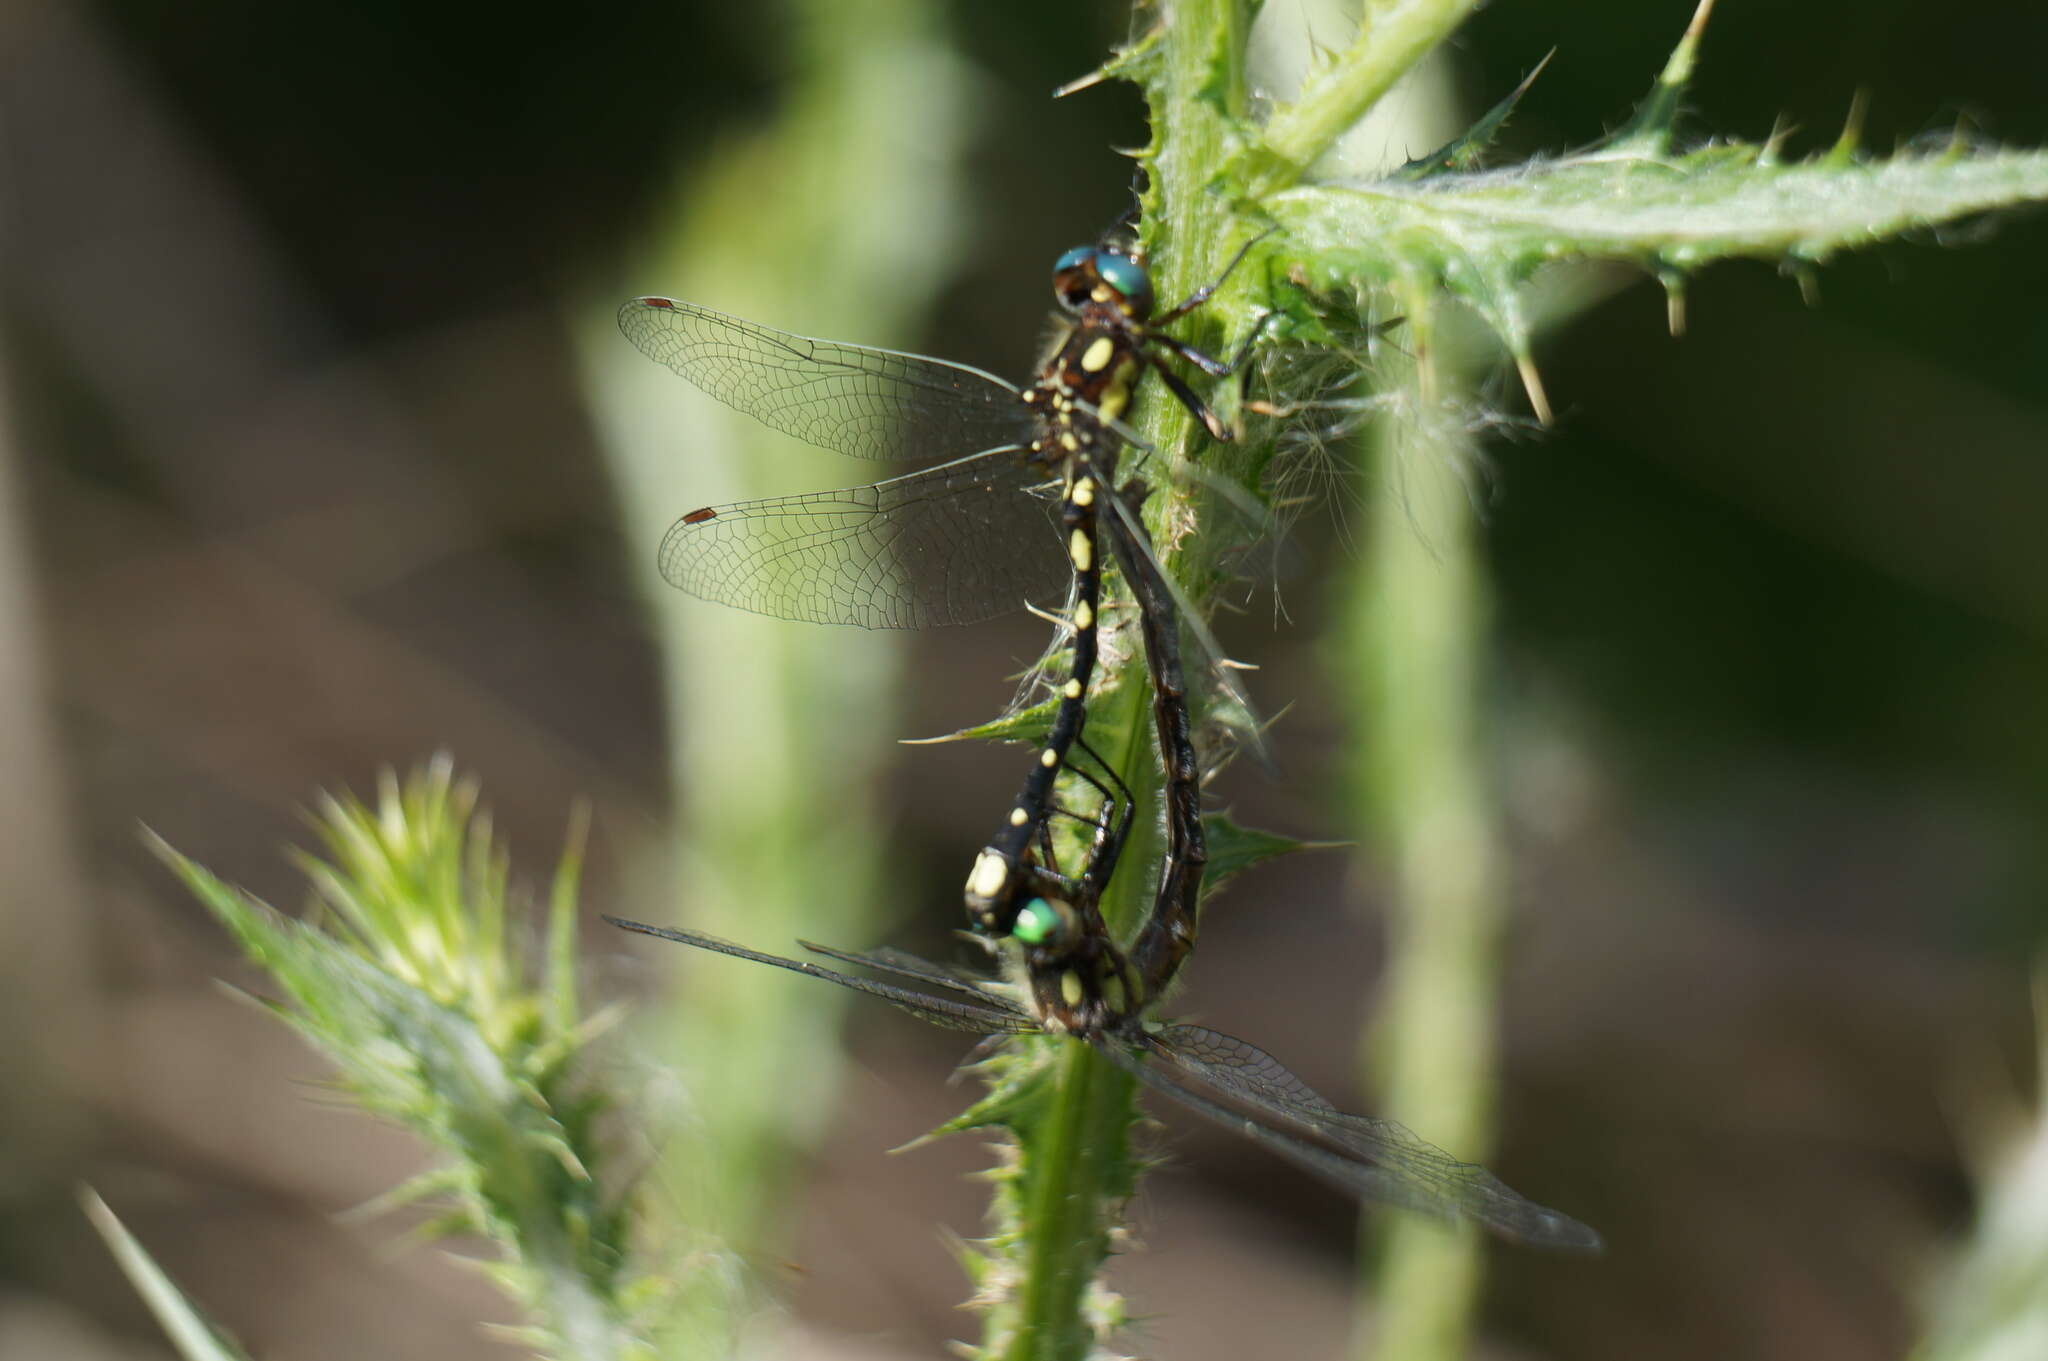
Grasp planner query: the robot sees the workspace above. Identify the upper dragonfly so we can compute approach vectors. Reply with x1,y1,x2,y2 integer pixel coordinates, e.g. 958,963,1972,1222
623,239,1268,943
617,240,1254,630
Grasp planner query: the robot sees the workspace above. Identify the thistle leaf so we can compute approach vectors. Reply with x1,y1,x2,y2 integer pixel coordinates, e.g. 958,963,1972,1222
1200,813,1332,897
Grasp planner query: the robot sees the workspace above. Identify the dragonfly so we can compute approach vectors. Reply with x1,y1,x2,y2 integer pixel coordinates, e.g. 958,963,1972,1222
620,236,1269,946
604,909,1600,1251
606,526,1600,1251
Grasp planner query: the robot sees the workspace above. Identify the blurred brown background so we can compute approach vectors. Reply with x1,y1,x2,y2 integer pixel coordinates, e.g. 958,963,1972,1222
4,0,2047,1357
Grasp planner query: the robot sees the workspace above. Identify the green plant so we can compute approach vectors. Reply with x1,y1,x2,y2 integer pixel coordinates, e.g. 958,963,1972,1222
138,761,676,1361
978,3,2048,1357
115,2,2048,1359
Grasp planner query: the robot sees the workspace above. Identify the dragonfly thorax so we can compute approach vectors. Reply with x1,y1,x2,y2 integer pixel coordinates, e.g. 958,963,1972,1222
1032,321,1142,445
1022,922,1138,1037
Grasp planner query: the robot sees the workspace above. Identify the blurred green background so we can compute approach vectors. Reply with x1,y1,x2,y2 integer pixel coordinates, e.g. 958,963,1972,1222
3,0,2046,1357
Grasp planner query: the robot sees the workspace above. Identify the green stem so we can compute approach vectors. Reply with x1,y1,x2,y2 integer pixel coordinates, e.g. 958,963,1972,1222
1349,295,1499,1359
584,0,965,1347
1140,0,1270,564
982,5,1286,1354
1249,0,1481,195
1003,1041,1136,1361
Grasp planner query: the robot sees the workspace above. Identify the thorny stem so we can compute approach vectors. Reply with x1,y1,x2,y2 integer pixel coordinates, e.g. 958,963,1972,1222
1349,296,1501,1360
1247,0,1483,195
588,0,966,1348
989,2,1276,1357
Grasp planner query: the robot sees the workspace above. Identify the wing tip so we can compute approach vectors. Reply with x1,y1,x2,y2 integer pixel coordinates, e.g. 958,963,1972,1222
1511,1206,1605,1254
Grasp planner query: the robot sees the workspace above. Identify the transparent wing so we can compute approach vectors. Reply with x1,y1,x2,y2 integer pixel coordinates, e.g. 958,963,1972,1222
799,939,1026,1012
1148,1023,1330,1107
658,449,1069,628
604,918,1036,1035
1117,1024,1601,1251
620,297,1037,461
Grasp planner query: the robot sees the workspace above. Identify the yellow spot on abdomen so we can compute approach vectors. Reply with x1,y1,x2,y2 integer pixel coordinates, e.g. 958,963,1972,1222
1063,679,1083,699
1069,529,1093,572
1071,477,1095,507
1072,600,1094,631
968,851,1008,900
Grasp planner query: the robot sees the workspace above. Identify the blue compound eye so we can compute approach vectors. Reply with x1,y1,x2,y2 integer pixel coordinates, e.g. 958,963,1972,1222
1012,897,1065,946
1093,251,1155,317
1052,246,1097,310
1054,246,1094,275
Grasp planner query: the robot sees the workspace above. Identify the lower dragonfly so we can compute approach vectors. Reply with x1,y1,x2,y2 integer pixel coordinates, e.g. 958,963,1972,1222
601,908,1598,1250
607,507,1600,1250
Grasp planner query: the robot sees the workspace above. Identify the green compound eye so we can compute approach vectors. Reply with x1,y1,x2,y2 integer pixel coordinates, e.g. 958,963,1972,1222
1092,251,1155,317
1012,897,1062,945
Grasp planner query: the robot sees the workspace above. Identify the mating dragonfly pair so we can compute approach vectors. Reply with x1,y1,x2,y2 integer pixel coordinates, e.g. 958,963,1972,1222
605,236,1600,1252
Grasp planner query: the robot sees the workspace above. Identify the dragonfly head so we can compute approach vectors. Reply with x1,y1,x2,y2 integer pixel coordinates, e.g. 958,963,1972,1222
1011,895,1077,950
1053,246,1155,322
1012,896,1143,1033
